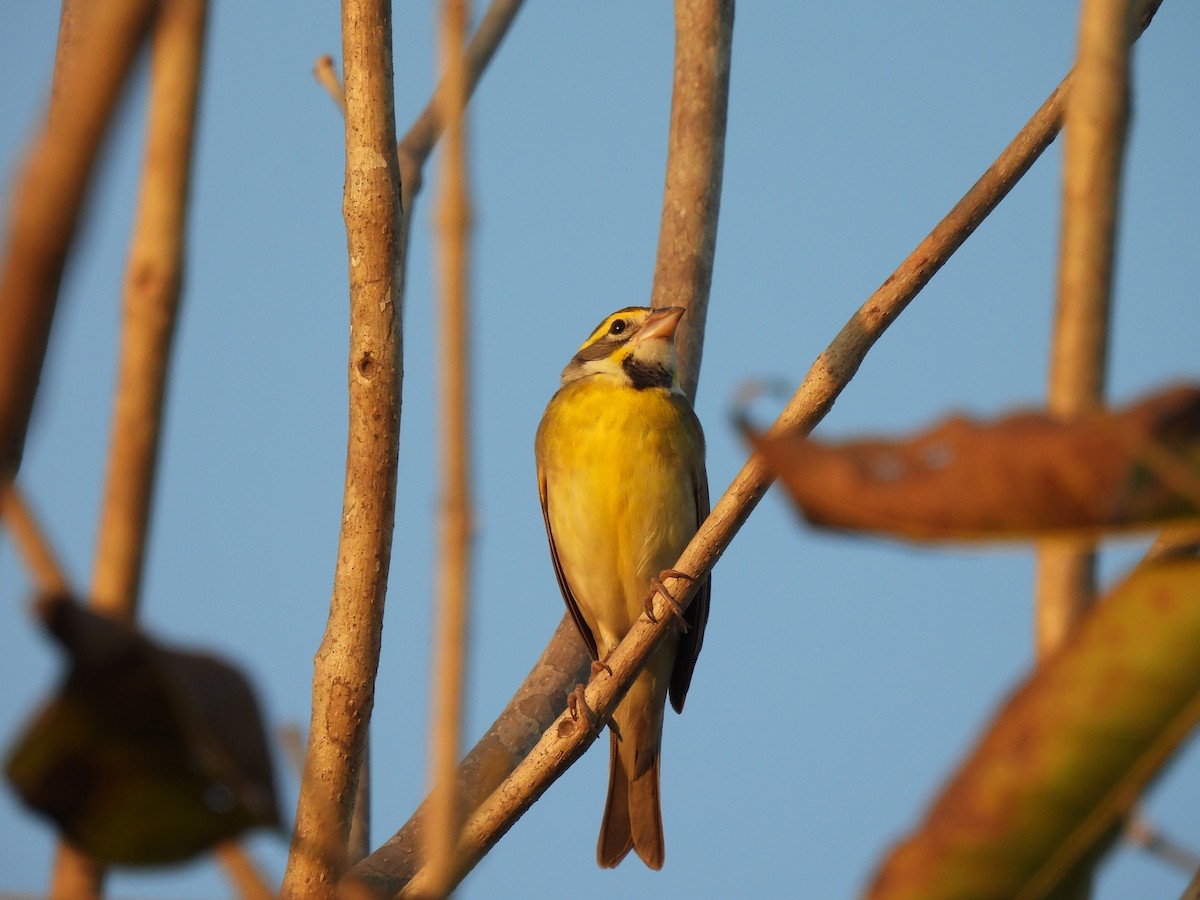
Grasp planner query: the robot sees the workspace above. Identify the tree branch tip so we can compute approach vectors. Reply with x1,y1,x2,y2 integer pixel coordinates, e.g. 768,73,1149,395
313,54,345,113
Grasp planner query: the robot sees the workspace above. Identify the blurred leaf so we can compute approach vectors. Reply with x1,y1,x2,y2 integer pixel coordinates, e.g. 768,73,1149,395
748,384,1200,541
866,548,1200,899
5,595,280,866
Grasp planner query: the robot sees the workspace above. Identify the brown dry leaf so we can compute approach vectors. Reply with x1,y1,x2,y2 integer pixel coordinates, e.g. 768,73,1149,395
866,546,1200,899
749,384,1200,541
5,595,280,866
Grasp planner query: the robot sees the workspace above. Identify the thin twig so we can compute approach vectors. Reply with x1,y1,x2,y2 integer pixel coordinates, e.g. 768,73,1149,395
1126,813,1200,876
396,0,525,209
92,0,207,625
0,482,71,594
278,724,306,777
48,846,107,900
425,0,474,896
1034,0,1134,659
346,746,371,865
214,842,276,900
314,54,346,112
280,0,404,896
49,0,86,118
0,0,158,482
1183,865,1200,900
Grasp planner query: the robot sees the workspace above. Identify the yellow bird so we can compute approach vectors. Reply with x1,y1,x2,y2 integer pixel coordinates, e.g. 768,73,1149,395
535,305,710,869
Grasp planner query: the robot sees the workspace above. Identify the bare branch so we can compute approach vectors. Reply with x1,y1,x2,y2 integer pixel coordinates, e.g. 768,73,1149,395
92,0,207,624
0,482,71,595
425,0,474,894
214,842,275,900
314,54,346,112
0,0,157,480
650,0,733,402
396,0,525,208
1126,813,1200,876
1035,0,1135,659
48,845,107,900
347,616,590,892
280,0,404,895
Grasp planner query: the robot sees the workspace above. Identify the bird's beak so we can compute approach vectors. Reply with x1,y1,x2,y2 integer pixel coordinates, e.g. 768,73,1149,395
635,306,686,345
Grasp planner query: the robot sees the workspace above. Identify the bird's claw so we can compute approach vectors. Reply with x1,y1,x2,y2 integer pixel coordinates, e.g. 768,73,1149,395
642,569,693,633
566,683,621,740
566,683,596,731
591,657,613,678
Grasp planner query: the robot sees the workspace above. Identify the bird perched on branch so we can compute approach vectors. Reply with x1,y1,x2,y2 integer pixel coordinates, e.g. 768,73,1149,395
535,305,710,869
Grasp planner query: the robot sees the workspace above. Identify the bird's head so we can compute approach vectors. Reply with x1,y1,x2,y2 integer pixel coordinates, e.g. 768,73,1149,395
560,306,686,390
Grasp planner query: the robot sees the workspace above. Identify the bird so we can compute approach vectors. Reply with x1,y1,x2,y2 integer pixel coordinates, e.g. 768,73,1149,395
535,305,710,870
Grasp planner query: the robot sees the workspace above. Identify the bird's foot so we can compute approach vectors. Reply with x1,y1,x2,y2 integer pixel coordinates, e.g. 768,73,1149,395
565,683,620,740
642,569,693,633
591,656,613,678
566,683,596,731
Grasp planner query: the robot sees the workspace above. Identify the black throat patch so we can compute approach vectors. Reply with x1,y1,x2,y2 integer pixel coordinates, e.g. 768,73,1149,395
622,355,673,390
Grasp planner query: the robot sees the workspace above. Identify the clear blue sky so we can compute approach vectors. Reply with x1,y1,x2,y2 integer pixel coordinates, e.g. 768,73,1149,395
2,3,1198,898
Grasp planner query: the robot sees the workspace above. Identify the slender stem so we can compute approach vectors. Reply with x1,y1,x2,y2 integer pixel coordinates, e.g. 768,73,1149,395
315,54,346,112
1034,0,1134,660
396,0,525,210
49,0,86,118
0,0,157,480
48,846,107,900
425,0,474,895
650,0,734,402
91,0,207,624
0,482,70,595
1126,814,1200,876
346,746,371,865
213,842,275,900
280,0,403,895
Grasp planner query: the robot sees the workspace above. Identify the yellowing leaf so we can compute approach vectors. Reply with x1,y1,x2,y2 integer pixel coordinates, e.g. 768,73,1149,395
750,385,1200,541
866,550,1200,899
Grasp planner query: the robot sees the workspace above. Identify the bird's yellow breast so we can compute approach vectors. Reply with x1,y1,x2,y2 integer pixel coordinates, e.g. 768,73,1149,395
536,377,703,653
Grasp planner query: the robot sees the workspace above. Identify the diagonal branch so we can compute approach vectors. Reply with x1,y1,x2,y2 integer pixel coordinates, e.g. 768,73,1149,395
280,1,404,896
0,0,158,481
351,0,1166,892
0,483,71,595
396,0,525,210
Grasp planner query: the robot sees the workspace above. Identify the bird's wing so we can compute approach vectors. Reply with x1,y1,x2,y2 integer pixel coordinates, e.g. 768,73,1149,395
537,463,600,661
670,404,711,714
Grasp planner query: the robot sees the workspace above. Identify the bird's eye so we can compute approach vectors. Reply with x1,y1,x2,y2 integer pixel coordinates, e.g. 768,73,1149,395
609,319,627,335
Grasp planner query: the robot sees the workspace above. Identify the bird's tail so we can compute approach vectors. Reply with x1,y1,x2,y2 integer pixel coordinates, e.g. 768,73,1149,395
597,676,666,869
